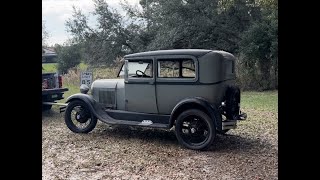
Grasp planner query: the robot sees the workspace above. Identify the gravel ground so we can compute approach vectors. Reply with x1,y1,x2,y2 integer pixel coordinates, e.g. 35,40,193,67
42,106,278,180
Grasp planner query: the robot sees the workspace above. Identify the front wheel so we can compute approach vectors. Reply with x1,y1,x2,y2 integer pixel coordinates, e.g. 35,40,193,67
175,109,216,150
65,100,97,133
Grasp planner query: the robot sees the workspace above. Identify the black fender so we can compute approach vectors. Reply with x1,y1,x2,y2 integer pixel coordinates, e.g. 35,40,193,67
66,93,97,115
169,97,222,131
65,93,124,125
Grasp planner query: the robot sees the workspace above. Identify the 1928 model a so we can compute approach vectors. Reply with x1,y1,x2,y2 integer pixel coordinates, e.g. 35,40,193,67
63,49,247,150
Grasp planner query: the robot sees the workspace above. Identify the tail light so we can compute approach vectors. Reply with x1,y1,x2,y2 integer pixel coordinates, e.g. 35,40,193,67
58,75,62,88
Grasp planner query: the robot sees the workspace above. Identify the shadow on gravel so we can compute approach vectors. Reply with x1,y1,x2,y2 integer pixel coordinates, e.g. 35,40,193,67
93,125,269,153
42,109,63,118
42,111,273,154
96,125,178,145
208,134,267,152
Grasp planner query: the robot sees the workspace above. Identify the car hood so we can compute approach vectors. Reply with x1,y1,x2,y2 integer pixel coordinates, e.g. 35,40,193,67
91,78,124,90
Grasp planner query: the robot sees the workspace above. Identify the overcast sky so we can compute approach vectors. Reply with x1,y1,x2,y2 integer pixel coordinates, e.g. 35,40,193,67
42,0,140,46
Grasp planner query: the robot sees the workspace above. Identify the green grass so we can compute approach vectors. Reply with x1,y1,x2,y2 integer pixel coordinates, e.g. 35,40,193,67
57,84,79,103
53,84,79,111
56,65,118,104
239,91,278,137
241,91,278,112
42,62,88,73
42,63,58,73
78,62,88,70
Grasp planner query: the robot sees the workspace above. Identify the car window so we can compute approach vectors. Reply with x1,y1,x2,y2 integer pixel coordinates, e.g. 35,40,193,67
129,60,153,78
119,60,153,78
182,60,196,77
158,61,179,78
158,59,195,78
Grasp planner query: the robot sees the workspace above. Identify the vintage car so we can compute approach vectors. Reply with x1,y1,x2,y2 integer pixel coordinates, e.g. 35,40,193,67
63,49,247,150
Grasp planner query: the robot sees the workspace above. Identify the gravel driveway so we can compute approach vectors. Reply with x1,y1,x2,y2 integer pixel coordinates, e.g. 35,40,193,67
42,106,277,180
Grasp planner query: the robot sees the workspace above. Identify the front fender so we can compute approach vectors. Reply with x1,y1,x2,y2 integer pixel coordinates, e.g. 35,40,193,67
66,93,96,113
169,97,222,131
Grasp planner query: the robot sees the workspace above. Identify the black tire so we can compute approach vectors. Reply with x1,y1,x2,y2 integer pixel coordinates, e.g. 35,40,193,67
65,100,97,133
225,86,240,120
42,105,52,111
175,109,216,150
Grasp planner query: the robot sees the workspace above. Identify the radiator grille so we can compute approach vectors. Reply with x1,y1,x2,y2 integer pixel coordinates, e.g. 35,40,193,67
99,89,116,108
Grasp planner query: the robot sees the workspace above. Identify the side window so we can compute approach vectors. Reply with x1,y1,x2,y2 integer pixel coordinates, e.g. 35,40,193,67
158,61,179,78
158,59,195,78
182,60,196,77
128,60,153,78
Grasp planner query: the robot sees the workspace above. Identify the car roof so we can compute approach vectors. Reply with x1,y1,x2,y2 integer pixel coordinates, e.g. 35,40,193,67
124,49,213,58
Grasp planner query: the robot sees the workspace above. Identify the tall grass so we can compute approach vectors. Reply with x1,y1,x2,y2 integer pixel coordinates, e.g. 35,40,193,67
62,64,120,87
45,63,120,105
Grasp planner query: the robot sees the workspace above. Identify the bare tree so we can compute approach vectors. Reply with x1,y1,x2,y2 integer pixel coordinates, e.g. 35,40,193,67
42,21,49,48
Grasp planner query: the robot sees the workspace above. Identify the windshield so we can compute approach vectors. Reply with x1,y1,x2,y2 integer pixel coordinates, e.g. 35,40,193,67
118,61,151,77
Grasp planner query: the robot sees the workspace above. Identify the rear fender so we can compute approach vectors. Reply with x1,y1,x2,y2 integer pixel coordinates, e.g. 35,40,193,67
169,97,222,131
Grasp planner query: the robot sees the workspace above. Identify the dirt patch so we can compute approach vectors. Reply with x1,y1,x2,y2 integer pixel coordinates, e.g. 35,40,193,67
42,108,277,180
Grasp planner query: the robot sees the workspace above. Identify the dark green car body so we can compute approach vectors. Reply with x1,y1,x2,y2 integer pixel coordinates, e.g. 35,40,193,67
64,49,247,150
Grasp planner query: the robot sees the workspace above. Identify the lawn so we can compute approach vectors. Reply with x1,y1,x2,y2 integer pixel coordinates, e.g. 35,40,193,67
42,63,58,73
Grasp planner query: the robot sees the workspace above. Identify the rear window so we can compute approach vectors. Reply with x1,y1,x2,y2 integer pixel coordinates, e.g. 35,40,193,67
158,59,195,78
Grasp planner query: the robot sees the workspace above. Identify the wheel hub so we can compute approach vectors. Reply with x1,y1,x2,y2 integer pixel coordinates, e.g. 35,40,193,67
190,127,196,134
75,111,89,123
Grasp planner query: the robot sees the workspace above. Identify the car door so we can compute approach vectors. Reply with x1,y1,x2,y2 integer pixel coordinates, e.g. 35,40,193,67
155,55,199,114
124,58,158,114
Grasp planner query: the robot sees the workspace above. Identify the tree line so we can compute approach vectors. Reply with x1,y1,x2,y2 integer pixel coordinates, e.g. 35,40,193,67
53,0,278,91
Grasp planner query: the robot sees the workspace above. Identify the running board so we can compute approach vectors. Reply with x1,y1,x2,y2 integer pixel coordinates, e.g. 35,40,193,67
93,103,169,129
103,119,168,128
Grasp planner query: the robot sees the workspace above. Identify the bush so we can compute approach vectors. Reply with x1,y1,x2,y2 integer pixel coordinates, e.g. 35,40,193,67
55,45,81,74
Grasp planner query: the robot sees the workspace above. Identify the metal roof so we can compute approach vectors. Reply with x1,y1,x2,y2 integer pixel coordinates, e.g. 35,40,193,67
124,49,213,58
42,48,57,57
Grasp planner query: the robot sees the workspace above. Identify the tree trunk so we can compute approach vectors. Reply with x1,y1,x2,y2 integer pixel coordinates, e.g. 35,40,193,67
259,58,271,90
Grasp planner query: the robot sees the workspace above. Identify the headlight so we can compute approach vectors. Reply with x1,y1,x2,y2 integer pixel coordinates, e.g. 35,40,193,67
80,84,89,94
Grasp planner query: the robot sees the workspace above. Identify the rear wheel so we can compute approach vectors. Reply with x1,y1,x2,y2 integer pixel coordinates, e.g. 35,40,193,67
65,100,97,133
175,109,216,150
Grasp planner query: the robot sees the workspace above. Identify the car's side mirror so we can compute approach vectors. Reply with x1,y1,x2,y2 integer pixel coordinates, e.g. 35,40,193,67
124,60,129,83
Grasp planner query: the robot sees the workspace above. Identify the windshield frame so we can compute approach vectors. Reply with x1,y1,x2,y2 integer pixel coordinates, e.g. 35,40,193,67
117,58,154,78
